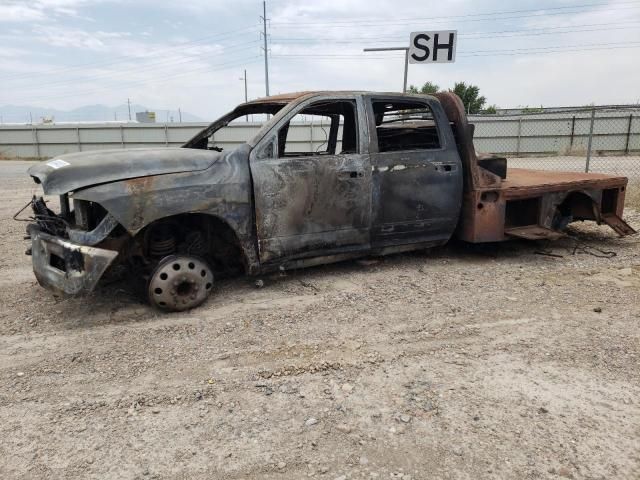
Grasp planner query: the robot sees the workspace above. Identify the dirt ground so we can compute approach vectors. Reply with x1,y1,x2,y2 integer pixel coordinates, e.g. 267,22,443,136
1,160,639,480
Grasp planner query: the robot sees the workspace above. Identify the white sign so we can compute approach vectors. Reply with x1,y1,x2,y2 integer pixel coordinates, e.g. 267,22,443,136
46,159,70,169
409,30,457,64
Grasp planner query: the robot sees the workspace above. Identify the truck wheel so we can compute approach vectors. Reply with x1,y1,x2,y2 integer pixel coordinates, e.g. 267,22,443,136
147,255,214,311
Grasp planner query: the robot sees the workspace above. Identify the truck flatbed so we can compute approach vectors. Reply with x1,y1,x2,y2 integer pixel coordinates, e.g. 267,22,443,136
502,168,628,197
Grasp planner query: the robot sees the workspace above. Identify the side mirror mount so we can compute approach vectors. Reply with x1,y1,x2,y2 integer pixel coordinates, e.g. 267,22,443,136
255,135,276,160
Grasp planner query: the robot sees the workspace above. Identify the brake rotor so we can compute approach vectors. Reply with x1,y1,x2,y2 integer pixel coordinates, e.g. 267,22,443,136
148,255,214,311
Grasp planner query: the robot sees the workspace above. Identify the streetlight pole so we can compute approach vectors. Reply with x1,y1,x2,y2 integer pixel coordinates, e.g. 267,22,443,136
363,47,410,93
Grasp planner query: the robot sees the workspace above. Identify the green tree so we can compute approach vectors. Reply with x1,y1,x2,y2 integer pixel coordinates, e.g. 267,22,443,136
451,82,486,114
407,81,440,95
484,104,498,114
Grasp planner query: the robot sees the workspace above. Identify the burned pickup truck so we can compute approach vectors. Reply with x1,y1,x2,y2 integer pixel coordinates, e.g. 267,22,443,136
21,91,635,311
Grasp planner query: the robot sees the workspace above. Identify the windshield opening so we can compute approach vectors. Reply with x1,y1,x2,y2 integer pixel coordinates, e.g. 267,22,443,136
182,102,287,152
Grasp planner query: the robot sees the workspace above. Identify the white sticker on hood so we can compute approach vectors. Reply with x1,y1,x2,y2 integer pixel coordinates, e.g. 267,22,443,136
47,159,70,169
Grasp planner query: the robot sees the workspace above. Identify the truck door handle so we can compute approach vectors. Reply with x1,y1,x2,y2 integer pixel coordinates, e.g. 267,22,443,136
338,170,364,179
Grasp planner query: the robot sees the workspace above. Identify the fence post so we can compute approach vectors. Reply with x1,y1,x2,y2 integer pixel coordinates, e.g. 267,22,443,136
76,127,81,152
516,117,522,156
32,125,40,158
120,125,125,148
569,115,576,153
164,124,169,147
585,108,596,173
624,113,633,154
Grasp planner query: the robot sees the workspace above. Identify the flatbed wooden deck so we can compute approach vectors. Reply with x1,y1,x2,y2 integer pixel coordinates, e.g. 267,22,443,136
500,168,628,198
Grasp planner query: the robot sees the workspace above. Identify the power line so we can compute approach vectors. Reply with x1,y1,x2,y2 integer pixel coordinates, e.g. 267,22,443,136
458,44,640,57
270,6,640,29
272,26,640,48
270,1,640,26
5,56,263,105
271,20,640,44
271,42,640,59
460,40,640,54
275,40,640,55
3,40,262,93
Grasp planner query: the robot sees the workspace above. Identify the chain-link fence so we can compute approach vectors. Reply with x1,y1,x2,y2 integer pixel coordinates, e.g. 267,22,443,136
471,106,640,178
2,105,640,205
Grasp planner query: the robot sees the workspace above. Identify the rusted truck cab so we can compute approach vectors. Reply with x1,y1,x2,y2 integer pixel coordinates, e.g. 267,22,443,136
22,91,634,311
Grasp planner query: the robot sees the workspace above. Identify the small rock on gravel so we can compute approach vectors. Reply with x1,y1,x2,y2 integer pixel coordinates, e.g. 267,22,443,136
336,424,352,433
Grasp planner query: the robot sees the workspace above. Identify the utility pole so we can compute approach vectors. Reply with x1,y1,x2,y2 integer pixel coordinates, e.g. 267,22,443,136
178,108,182,123
29,112,33,124
127,98,132,121
239,69,248,121
260,1,270,97
363,46,410,93
242,69,248,103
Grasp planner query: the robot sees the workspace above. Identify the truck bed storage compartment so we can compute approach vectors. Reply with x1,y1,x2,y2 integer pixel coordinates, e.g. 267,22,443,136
601,188,619,215
505,198,540,227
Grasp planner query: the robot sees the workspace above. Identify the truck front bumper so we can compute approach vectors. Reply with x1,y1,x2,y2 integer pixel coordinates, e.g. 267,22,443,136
30,227,119,295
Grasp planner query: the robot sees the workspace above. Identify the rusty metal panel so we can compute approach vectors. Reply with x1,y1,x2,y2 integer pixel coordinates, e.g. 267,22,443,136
251,153,372,263
501,168,628,197
456,190,506,243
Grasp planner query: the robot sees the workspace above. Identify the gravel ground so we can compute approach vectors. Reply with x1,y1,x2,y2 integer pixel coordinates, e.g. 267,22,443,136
1,160,639,480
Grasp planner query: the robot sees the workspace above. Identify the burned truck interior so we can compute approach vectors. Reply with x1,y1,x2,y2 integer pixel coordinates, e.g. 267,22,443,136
278,100,358,157
373,100,441,152
184,101,287,151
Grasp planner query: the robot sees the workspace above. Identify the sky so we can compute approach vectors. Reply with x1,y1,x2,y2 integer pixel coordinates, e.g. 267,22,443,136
1,0,639,120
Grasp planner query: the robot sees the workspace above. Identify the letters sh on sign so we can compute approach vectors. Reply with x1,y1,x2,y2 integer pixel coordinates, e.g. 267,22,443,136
409,31,457,64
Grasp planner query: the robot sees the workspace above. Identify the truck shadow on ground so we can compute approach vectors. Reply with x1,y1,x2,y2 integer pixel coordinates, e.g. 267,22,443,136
37,224,630,332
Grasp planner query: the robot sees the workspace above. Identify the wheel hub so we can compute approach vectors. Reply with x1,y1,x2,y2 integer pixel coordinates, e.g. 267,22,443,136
148,255,214,311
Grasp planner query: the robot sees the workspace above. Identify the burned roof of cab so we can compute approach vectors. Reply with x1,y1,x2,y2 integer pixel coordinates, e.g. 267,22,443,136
242,91,439,106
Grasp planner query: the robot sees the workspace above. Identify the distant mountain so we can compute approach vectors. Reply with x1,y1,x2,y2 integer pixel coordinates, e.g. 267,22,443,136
0,104,204,124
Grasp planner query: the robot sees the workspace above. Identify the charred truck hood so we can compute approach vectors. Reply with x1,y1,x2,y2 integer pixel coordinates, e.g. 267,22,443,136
28,147,223,195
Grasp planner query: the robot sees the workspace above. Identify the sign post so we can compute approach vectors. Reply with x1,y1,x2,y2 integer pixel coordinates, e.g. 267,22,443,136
363,30,457,93
363,47,410,93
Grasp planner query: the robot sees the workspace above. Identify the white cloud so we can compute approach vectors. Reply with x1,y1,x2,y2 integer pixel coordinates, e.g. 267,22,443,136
1,0,639,117
0,0,114,23
0,4,46,22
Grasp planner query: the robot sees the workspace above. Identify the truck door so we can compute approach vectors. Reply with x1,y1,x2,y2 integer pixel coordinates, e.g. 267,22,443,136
250,96,371,264
366,96,463,247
